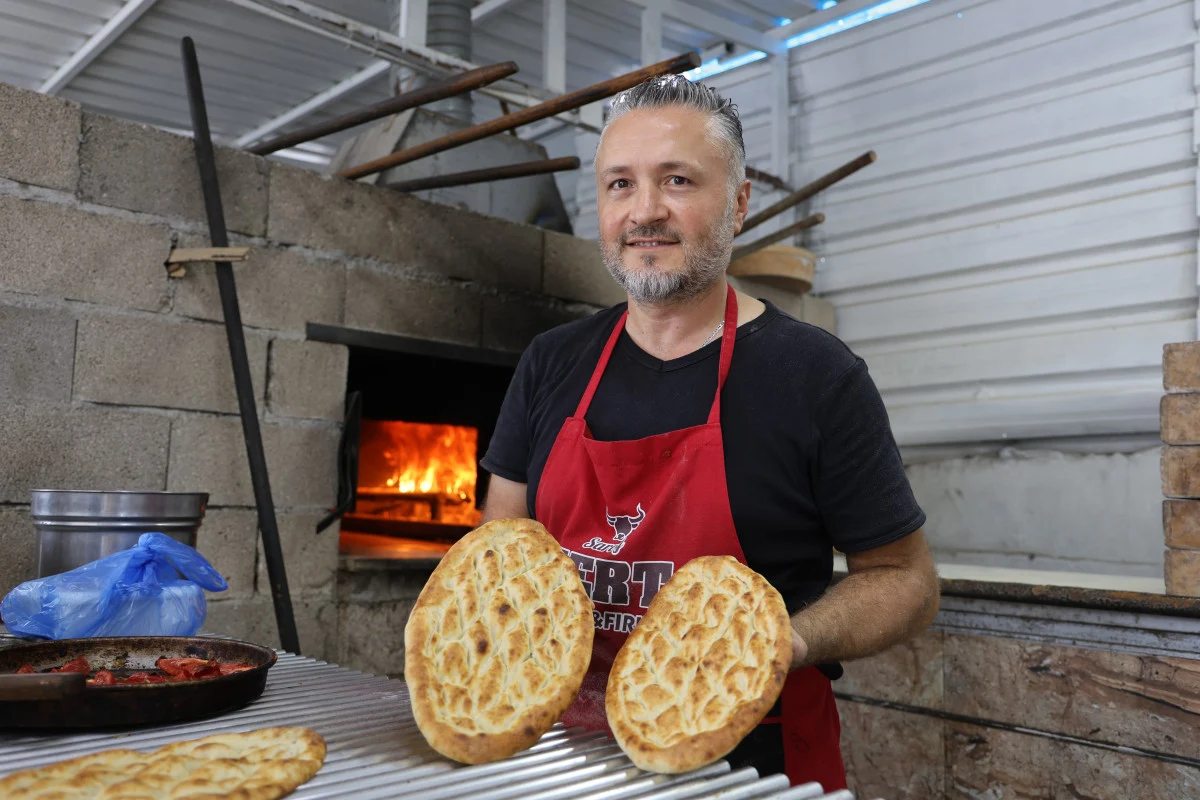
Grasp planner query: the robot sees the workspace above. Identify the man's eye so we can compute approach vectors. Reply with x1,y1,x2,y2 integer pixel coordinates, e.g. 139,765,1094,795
667,176,690,186
612,179,631,189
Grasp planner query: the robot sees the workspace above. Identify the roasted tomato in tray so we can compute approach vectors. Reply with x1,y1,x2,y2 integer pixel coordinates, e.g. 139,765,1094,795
9,655,254,686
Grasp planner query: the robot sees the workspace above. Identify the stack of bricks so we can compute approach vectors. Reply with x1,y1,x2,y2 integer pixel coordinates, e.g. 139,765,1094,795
1160,342,1200,596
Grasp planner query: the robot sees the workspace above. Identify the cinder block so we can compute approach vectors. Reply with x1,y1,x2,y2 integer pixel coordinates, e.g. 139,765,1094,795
202,594,276,645
167,414,339,508
267,339,349,420
79,112,269,236
1161,394,1200,444
337,598,414,678
0,305,75,403
1164,342,1200,392
0,82,80,191
74,315,267,414
543,230,625,307
256,514,339,594
1165,548,1200,596
195,508,259,594
344,267,481,345
1163,499,1200,549
173,244,345,331
481,295,591,352
0,195,171,311
206,591,336,658
0,506,36,597
268,163,542,291
1161,446,1200,499
0,405,170,503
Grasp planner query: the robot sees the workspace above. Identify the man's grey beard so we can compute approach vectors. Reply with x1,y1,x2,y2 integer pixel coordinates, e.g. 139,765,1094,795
601,202,736,305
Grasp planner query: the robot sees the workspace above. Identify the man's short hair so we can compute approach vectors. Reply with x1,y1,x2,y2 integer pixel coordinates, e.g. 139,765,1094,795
601,75,747,193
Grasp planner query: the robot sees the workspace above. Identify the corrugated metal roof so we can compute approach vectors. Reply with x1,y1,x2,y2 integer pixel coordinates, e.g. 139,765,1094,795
0,0,801,169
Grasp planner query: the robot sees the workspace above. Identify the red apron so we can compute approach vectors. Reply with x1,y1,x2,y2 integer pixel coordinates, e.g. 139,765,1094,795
534,284,846,790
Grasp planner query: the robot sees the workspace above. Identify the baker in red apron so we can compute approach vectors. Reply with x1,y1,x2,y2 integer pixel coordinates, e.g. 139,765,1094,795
534,284,846,791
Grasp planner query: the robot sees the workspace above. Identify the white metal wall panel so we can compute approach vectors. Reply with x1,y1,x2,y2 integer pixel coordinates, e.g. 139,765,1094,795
703,0,1199,447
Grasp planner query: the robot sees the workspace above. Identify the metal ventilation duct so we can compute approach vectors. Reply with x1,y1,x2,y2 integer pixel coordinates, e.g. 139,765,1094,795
425,0,473,124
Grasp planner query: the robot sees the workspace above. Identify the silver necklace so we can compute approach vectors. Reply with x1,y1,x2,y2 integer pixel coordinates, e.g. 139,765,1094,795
701,320,725,347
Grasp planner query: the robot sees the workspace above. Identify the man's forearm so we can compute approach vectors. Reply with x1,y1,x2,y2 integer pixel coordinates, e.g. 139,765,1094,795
789,562,939,669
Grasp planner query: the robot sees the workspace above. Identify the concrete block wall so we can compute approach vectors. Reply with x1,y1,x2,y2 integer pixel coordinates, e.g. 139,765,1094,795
1161,343,1200,596
0,81,625,660
837,608,1200,798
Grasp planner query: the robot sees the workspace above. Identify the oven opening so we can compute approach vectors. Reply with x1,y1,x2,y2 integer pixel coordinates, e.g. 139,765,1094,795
331,336,516,562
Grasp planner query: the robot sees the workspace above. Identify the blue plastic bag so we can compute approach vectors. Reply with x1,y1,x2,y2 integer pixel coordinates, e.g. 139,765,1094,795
1,533,228,639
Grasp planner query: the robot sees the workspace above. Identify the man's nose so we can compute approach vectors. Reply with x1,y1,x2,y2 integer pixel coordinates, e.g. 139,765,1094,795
630,185,667,227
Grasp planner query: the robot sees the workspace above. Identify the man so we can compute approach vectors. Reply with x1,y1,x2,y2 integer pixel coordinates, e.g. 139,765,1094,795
480,76,938,788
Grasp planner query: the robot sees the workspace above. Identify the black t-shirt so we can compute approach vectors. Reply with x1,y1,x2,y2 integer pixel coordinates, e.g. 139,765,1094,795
481,300,925,613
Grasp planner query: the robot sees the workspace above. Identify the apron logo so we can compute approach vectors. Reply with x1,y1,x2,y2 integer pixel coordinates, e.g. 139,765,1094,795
582,503,646,555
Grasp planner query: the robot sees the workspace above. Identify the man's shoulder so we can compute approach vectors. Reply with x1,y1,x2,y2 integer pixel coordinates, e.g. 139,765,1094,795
749,302,862,383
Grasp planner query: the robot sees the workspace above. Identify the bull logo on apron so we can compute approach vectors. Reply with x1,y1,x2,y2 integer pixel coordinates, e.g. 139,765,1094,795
581,503,646,555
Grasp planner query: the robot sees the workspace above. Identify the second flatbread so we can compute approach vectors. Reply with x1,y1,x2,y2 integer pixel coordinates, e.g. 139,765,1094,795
606,555,791,774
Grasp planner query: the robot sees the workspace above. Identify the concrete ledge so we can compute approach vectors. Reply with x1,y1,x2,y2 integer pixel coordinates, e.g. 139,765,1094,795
0,195,171,311
79,113,269,236
0,82,80,192
74,315,267,414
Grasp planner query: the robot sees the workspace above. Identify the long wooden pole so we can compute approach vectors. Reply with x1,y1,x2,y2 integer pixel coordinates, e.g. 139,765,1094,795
338,52,701,181
738,151,876,237
731,213,825,262
386,156,580,192
248,61,519,155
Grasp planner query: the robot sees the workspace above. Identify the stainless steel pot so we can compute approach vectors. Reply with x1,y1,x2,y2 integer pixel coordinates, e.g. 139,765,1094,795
30,491,209,578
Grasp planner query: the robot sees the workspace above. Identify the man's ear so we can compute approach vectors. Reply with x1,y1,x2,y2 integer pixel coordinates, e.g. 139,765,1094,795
732,179,752,235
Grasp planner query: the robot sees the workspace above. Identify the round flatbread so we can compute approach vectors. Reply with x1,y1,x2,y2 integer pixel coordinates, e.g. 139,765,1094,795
606,555,791,774
0,726,326,799
404,518,593,764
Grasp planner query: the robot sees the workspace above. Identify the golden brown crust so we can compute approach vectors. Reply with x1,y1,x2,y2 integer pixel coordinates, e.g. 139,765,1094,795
404,518,594,764
0,726,327,800
606,556,791,774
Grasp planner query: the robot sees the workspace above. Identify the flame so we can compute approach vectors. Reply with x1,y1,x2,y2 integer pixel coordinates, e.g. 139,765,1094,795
357,420,482,526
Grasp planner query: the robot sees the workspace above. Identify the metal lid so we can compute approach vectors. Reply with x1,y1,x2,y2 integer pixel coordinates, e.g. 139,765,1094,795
30,491,209,521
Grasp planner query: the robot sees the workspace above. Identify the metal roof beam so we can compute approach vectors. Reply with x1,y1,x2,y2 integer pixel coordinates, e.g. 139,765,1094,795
40,0,161,95
472,0,524,23
623,0,785,54
218,0,597,131
233,60,390,149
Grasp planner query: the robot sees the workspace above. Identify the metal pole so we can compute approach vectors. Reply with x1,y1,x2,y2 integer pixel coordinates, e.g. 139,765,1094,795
385,156,579,192
248,61,518,155
338,51,701,181
738,151,875,237
181,36,301,655
731,213,825,262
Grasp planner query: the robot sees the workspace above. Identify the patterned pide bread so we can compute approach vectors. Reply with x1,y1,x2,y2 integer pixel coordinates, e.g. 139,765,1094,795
606,556,791,774
404,517,594,764
0,726,326,799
